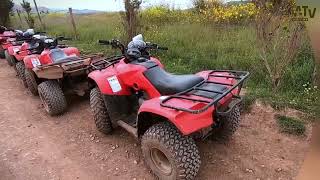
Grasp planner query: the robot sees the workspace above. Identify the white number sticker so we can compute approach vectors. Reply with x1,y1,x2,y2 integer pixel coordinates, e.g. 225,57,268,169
31,58,41,68
13,47,20,53
107,76,122,93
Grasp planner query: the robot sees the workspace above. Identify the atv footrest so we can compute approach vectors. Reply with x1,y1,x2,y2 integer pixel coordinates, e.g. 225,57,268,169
160,70,249,114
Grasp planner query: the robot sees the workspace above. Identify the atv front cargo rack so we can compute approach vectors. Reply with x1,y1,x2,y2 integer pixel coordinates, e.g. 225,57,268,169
160,70,250,114
89,55,124,71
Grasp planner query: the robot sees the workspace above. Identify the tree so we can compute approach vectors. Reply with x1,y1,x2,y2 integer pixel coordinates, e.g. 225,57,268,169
21,0,35,28
192,0,222,12
0,0,14,26
193,0,206,12
255,0,305,90
122,0,142,42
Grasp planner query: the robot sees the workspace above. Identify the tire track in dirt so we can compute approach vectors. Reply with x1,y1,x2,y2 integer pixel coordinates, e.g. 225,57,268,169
0,59,311,180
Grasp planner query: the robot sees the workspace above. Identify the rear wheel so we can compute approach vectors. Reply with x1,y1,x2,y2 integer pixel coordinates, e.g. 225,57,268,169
38,80,67,116
25,68,39,95
16,61,27,87
0,46,5,59
4,50,14,66
211,106,241,141
141,122,201,180
90,87,113,134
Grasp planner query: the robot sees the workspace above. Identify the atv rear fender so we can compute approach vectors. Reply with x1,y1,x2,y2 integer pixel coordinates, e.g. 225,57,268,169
138,70,246,136
138,97,215,136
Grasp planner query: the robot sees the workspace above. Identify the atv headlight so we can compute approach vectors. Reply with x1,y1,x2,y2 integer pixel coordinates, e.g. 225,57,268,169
31,58,41,68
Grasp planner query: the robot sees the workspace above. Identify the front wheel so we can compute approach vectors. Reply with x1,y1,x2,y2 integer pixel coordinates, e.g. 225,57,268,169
4,50,14,66
0,46,5,59
141,122,201,180
16,61,27,88
90,87,113,135
38,80,67,116
25,68,39,96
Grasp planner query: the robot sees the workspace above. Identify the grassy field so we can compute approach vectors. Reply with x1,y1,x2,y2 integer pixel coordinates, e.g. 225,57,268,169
11,12,319,118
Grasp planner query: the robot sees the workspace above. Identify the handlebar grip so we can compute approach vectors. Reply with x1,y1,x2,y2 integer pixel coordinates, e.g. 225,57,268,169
35,31,46,34
158,47,168,50
62,37,72,41
98,40,111,45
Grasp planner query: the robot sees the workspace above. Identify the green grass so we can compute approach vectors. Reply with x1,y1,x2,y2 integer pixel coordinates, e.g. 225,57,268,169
9,12,319,118
276,115,306,136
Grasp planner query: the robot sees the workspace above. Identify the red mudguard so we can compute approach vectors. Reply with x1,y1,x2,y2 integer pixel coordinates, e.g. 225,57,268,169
24,55,41,69
138,70,238,135
139,97,215,135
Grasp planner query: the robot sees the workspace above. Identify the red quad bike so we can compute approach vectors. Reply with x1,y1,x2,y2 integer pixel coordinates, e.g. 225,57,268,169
0,26,16,60
24,36,103,116
88,35,250,179
2,29,36,67
7,31,47,87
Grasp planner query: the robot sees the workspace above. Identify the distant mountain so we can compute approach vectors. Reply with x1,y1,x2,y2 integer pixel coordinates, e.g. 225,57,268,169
13,4,102,14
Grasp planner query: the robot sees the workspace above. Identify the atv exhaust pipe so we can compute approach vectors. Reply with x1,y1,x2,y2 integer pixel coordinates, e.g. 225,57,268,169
117,120,138,138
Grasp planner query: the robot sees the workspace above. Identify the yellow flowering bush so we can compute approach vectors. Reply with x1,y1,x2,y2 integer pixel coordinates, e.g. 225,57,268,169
201,3,258,24
141,3,259,25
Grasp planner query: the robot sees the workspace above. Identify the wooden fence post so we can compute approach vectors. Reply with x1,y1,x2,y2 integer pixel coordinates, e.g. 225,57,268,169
33,0,46,29
68,8,78,39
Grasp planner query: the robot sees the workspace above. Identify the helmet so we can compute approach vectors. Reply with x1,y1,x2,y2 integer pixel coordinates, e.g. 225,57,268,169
23,29,35,38
127,34,146,50
126,48,141,60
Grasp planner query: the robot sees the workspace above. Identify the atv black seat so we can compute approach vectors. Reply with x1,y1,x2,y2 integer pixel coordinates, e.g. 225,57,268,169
50,49,79,63
144,66,204,95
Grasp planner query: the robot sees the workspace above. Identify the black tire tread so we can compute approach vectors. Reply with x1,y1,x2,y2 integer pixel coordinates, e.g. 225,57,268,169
4,50,14,66
142,122,201,180
0,47,5,59
212,106,241,141
90,87,113,134
38,81,67,116
25,68,39,95
16,61,27,87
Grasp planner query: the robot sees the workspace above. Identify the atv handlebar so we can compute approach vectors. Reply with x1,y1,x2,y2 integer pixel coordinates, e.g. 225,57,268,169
98,39,126,54
98,40,111,45
145,42,168,51
56,36,72,41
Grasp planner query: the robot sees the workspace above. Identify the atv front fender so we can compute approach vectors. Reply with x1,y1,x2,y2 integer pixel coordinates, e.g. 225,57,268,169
138,97,215,136
7,46,16,55
24,55,41,69
88,70,131,96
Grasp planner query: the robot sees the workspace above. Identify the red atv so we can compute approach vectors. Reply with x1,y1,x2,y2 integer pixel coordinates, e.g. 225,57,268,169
1,28,35,67
0,26,16,60
7,31,46,87
88,35,249,179
24,36,103,116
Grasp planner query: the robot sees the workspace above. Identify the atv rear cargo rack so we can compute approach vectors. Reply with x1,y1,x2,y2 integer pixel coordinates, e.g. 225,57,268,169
160,70,250,114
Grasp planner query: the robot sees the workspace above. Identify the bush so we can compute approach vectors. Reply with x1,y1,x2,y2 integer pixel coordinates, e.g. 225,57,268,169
276,115,306,136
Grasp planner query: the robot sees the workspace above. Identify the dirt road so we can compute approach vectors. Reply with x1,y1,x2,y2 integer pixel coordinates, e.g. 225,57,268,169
0,59,311,180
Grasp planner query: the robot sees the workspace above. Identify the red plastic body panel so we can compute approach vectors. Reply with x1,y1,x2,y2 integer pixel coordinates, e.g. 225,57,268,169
88,57,163,97
7,43,29,61
138,71,238,135
24,47,80,69
0,31,15,48
139,97,215,135
24,54,41,69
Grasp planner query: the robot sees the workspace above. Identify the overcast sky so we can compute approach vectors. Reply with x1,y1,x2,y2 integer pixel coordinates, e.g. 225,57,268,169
12,0,198,11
